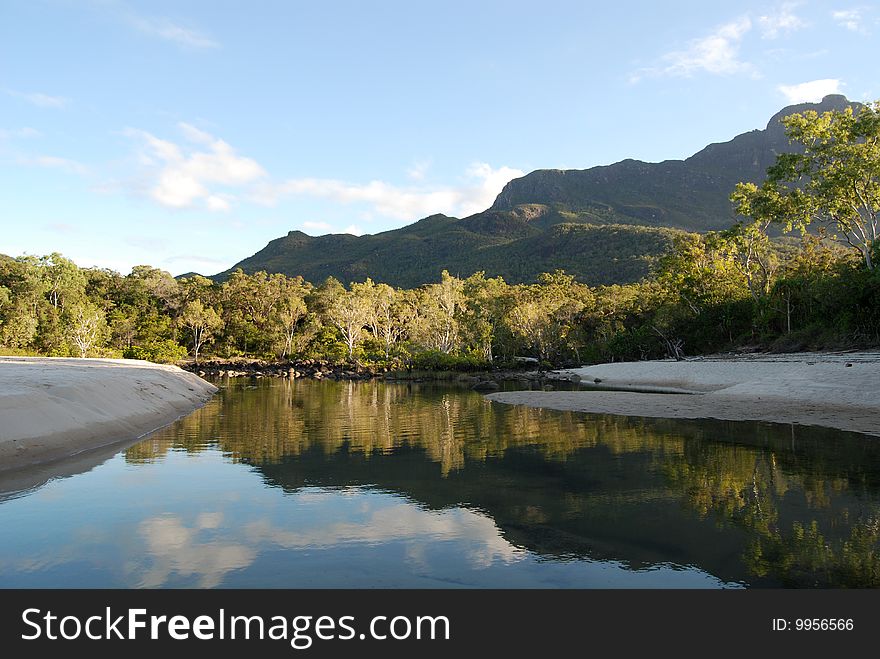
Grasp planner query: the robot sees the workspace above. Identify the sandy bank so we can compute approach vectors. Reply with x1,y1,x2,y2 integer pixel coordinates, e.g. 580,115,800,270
487,352,880,437
0,357,217,472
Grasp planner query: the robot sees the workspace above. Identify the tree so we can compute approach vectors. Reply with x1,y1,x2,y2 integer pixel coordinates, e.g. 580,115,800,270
40,252,86,312
221,270,284,355
714,221,779,302
506,272,588,364
64,301,108,358
732,101,880,270
462,272,509,362
326,286,371,361
355,280,407,359
273,275,310,358
413,271,465,354
180,299,222,363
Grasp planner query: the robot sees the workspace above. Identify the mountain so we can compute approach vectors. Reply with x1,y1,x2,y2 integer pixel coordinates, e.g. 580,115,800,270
218,95,859,287
491,94,857,231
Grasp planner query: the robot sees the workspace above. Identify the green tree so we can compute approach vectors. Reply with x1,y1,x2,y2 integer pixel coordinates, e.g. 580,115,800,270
273,275,310,358
0,256,47,348
326,285,371,361
354,279,407,359
506,271,588,364
412,271,465,354
39,252,86,312
180,299,222,363
462,272,510,362
221,270,282,356
732,102,880,271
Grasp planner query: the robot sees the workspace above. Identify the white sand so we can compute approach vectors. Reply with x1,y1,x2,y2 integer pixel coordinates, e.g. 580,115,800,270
487,352,880,436
0,357,217,472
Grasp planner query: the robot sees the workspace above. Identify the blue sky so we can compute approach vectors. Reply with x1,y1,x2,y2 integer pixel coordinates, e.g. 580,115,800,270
1,0,877,276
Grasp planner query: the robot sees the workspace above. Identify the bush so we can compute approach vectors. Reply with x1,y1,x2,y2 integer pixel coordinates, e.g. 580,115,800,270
410,350,490,371
124,340,188,364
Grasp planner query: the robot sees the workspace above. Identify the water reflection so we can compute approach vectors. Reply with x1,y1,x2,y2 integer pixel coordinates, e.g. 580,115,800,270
0,378,878,588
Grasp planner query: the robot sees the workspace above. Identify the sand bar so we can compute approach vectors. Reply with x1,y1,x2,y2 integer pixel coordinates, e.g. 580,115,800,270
0,357,217,472
487,352,880,437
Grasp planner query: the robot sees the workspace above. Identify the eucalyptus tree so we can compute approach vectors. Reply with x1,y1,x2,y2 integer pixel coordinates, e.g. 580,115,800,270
461,272,509,362
0,257,44,348
353,279,407,359
732,101,880,271
273,274,310,358
413,271,466,354
506,271,588,364
180,299,222,363
326,284,372,361
39,252,87,313
64,301,108,358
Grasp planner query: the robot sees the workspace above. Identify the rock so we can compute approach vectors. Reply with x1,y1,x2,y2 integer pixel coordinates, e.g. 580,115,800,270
472,380,500,392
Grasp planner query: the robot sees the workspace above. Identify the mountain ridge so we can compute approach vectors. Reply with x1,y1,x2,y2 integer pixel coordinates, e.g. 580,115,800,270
216,94,859,287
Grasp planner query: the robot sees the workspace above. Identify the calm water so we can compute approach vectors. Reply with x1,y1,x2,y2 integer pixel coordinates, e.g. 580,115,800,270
1,377,879,588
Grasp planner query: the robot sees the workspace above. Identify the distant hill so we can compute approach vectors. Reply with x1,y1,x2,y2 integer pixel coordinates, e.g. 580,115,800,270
228,217,686,288
218,94,859,287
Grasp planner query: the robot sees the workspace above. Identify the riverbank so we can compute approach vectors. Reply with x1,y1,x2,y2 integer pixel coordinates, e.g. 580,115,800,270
486,352,880,437
0,357,217,472
180,357,555,388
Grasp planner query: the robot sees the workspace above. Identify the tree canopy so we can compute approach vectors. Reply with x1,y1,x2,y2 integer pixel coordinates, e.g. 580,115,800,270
732,101,880,270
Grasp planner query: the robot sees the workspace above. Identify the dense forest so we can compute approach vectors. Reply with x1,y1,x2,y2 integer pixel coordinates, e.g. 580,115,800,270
1,103,878,369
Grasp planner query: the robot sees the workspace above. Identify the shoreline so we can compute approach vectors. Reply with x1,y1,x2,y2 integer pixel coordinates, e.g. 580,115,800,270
486,352,880,437
0,357,217,473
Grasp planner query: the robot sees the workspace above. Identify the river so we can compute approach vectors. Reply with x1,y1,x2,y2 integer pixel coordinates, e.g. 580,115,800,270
1,377,878,588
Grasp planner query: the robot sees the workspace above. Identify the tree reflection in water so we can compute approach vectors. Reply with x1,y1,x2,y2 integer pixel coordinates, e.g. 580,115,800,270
126,378,880,587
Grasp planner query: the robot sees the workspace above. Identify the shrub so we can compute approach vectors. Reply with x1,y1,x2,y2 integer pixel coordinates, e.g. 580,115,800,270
410,350,490,371
124,340,188,364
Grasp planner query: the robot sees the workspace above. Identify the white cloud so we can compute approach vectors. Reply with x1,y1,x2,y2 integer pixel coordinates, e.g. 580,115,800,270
206,195,232,212
759,3,807,38
255,162,524,222
178,122,216,145
129,16,219,49
342,224,365,236
832,9,867,33
5,89,69,108
21,155,89,176
635,17,754,80
462,163,524,216
124,123,266,211
244,500,524,568
778,78,843,103
139,514,254,588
